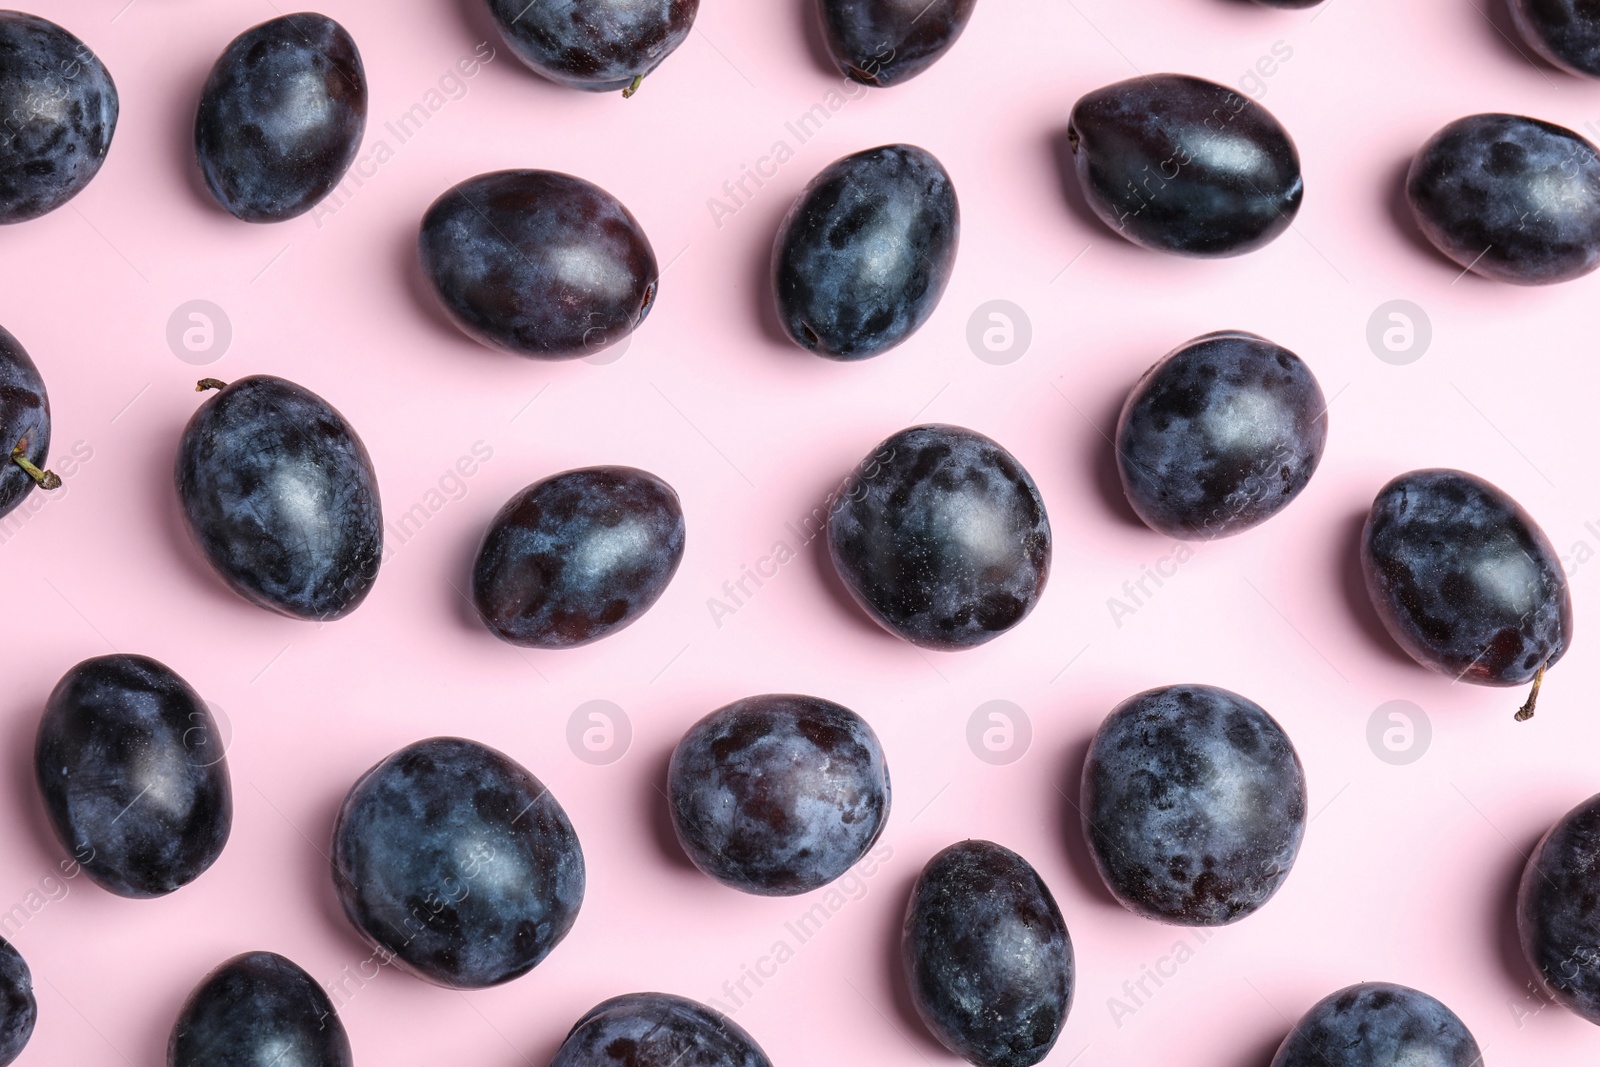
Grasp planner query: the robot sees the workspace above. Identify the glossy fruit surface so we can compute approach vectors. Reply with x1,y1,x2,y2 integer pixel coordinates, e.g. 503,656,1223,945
35,654,231,899
169,951,351,1067
1511,0,1600,75
1270,982,1483,1066
1081,684,1306,926
0,325,53,519
903,840,1073,1067
552,992,774,1067
486,0,699,93
772,144,959,360
0,11,117,223
0,940,33,1067
668,694,890,895
819,0,976,86
175,375,382,621
194,13,366,222
472,466,685,648
1116,330,1327,539
331,736,585,989
420,170,658,358
827,424,1049,649
1067,73,1302,256
1519,791,1600,1023
1407,113,1600,284
1361,469,1571,697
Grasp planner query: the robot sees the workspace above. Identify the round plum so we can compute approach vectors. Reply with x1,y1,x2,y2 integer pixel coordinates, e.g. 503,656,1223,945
486,0,699,95
552,992,774,1067
1518,791,1600,1023
1510,0,1600,78
0,325,57,519
1270,982,1483,1066
169,951,351,1067
818,0,976,86
0,940,33,1066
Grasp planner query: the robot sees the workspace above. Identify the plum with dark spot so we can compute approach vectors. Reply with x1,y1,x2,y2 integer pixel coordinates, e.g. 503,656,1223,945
487,0,699,95
0,11,117,223
472,466,685,648
0,325,57,519
420,170,658,359
828,424,1049,649
669,694,890,895
1081,684,1306,926
1511,0,1600,76
903,840,1073,1067
1362,468,1571,718
0,940,33,1066
194,13,366,222
169,951,351,1067
330,736,584,989
1116,330,1327,539
1270,982,1483,1066
818,0,976,87
772,144,959,360
552,992,774,1067
1519,791,1600,1023
35,654,231,899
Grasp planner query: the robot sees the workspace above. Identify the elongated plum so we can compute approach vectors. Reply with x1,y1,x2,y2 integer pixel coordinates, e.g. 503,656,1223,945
1081,684,1306,926
772,144,959,359
669,694,890,895
1270,982,1483,1066
487,0,698,95
169,951,351,1067
828,424,1049,649
420,170,658,358
0,940,33,1067
0,325,57,519
175,376,382,621
552,992,774,1067
1518,791,1600,1023
1407,113,1600,284
1066,74,1302,256
472,466,685,648
1511,0,1600,75
1362,469,1571,718
1116,330,1327,539
903,840,1073,1067
819,0,976,86
35,654,231,899
0,12,117,223
331,737,585,989
194,13,367,222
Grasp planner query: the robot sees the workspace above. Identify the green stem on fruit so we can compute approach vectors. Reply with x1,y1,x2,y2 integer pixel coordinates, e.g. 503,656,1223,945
10,445,60,490
195,378,227,392
1514,661,1547,722
622,74,644,99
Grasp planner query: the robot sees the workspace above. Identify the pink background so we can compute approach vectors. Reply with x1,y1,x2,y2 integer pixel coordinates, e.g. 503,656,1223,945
1,0,1597,1062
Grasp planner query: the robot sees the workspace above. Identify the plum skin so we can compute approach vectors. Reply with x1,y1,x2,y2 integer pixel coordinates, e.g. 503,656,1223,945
0,940,33,1067
330,736,585,989
35,654,232,899
1116,330,1327,540
419,170,659,359
552,992,774,1067
818,0,977,87
168,951,351,1067
0,11,118,223
472,466,685,649
486,0,699,93
1081,684,1307,926
194,13,367,222
1518,791,1600,1023
0,325,51,519
668,694,890,896
902,840,1074,1067
1510,0,1600,77
1270,982,1483,1066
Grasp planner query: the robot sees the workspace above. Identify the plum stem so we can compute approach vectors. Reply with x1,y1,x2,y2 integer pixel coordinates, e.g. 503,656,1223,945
195,378,227,392
622,74,644,99
1514,661,1547,722
10,446,59,490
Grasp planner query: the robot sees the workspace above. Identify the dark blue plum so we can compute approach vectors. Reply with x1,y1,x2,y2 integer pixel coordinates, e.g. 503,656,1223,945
0,940,34,1067
0,324,56,519
194,13,366,222
1407,114,1600,284
1082,684,1306,926
668,694,890,896
331,736,585,989
175,375,382,621
1067,74,1302,256
0,11,117,223
1270,982,1483,1066
819,0,975,86
1511,0,1600,75
472,466,684,648
903,840,1073,1067
1116,330,1327,540
827,424,1049,649
552,992,774,1067
35,654,231,899
1519,793,1600,1023
1362,469,1571,718
772,144,959,360
169,951,351,1067
420,170,658,359
487,0,699,95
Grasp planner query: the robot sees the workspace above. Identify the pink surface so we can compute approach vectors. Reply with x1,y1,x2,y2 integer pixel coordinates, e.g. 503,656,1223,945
0,0,1597,1062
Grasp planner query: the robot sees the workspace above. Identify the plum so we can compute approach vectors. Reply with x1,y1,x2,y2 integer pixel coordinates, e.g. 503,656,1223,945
1519,791,1600,1023
552,992,773,1067
1270,982,1483,1066
169,951,351,1067
1510,0,1600,76
486,0,699,96
818,0,976,86
0,940,33,1067
0,325,56,519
